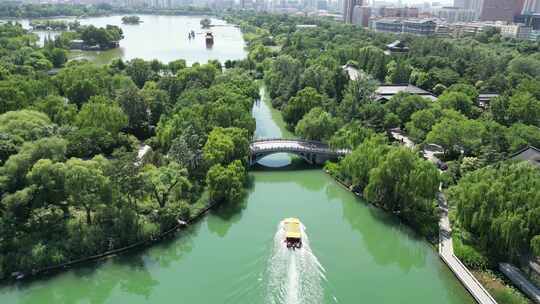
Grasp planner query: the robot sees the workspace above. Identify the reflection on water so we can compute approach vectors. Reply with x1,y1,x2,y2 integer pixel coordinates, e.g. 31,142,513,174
207,197,248,238
252,86,297,168
340,190,428,271
10,15,246,65
0,82,475,303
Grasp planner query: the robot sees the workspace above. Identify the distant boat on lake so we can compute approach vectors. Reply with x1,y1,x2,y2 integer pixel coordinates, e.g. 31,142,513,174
205,32,214,46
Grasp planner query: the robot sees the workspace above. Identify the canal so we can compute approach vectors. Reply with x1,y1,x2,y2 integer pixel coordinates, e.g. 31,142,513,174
0,16,475,304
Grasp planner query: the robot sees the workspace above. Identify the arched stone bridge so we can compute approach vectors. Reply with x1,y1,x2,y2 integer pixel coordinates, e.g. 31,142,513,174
249,138,350,166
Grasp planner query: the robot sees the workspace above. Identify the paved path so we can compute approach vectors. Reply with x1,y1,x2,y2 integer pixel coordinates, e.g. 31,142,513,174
438,193,498,304
499,263,540,303
390,129,498,304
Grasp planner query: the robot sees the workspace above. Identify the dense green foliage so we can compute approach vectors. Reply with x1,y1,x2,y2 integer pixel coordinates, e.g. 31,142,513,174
0,3,212,18
229,12,540,261
122,16,142,25
448,161,540,261
0,22,256,279
326,136,440,236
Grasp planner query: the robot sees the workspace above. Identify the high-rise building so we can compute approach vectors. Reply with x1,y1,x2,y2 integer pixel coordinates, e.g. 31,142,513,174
522,0,540,13
378,6,419,17
437,6,477,22
344,0,364,23
352,5,371,26
454,0,466,8
479,0,522,21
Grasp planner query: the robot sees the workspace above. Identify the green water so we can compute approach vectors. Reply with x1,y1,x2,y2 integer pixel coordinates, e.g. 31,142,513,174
0,86,475,303
0,20,474,302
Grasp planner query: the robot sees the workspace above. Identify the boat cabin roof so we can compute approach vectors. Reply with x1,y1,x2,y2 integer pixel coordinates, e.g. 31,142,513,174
284,218,301,239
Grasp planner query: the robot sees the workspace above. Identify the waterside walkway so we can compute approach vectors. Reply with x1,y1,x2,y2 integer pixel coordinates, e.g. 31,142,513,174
438,193,498,304
388,130,498,304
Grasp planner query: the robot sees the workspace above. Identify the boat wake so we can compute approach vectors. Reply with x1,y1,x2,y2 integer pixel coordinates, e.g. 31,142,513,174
265,220,326,304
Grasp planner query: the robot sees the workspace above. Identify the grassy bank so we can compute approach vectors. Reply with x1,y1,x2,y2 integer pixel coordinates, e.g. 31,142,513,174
473,271,531,304
450,217,533,304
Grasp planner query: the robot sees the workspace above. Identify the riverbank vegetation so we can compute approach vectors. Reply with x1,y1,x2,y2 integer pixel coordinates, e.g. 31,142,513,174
0,3,212,19
29,20,78,31
227,12,540,290
0,22,257,279
57,24,124,50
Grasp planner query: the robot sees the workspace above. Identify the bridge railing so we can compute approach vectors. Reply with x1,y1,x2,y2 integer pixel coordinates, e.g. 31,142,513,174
250,138,330,146
250,144,350,155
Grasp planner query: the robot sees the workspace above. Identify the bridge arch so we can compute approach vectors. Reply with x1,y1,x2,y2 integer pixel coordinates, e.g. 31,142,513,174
249,138,350,166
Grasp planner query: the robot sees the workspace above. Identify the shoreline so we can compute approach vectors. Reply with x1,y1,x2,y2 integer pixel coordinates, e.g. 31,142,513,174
324,169,440,245
2,198,219,283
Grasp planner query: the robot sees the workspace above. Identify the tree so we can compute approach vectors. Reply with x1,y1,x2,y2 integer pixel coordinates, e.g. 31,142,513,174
116,88,149,137
508,56,540,79
125,59,154,88
48,48,67,68
0,110,54,142
384,93,431,125
438,91,475,118
75,96,128,135
121,16,141,24
426,112,484,157
405,107,440,142
206,160,246,204
0,133,19,165
338,78,377,122
295,107,339,141
65,79,99,107
55,63,110,106
300,65,337,97
144,162,190,208
168,59,186,74
364,147,440,236
0,81,27,114
329,121,374,150
64,158,111,225
336,135,391,190
141,81,171,126
66,127,115,158
79,24,123,48
0,137,67,193
26,159,68,213
532,235,540,257
357,46,387,80
32,95,76,125
168,126,204,177
385,59,411,84
508,92,540,127
506,123,540,152
107,151,148,209
200,18,211,28
282,87,328,128
203,127,249,167
448,161,540,259
446,83,479,101
263,55,302,103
